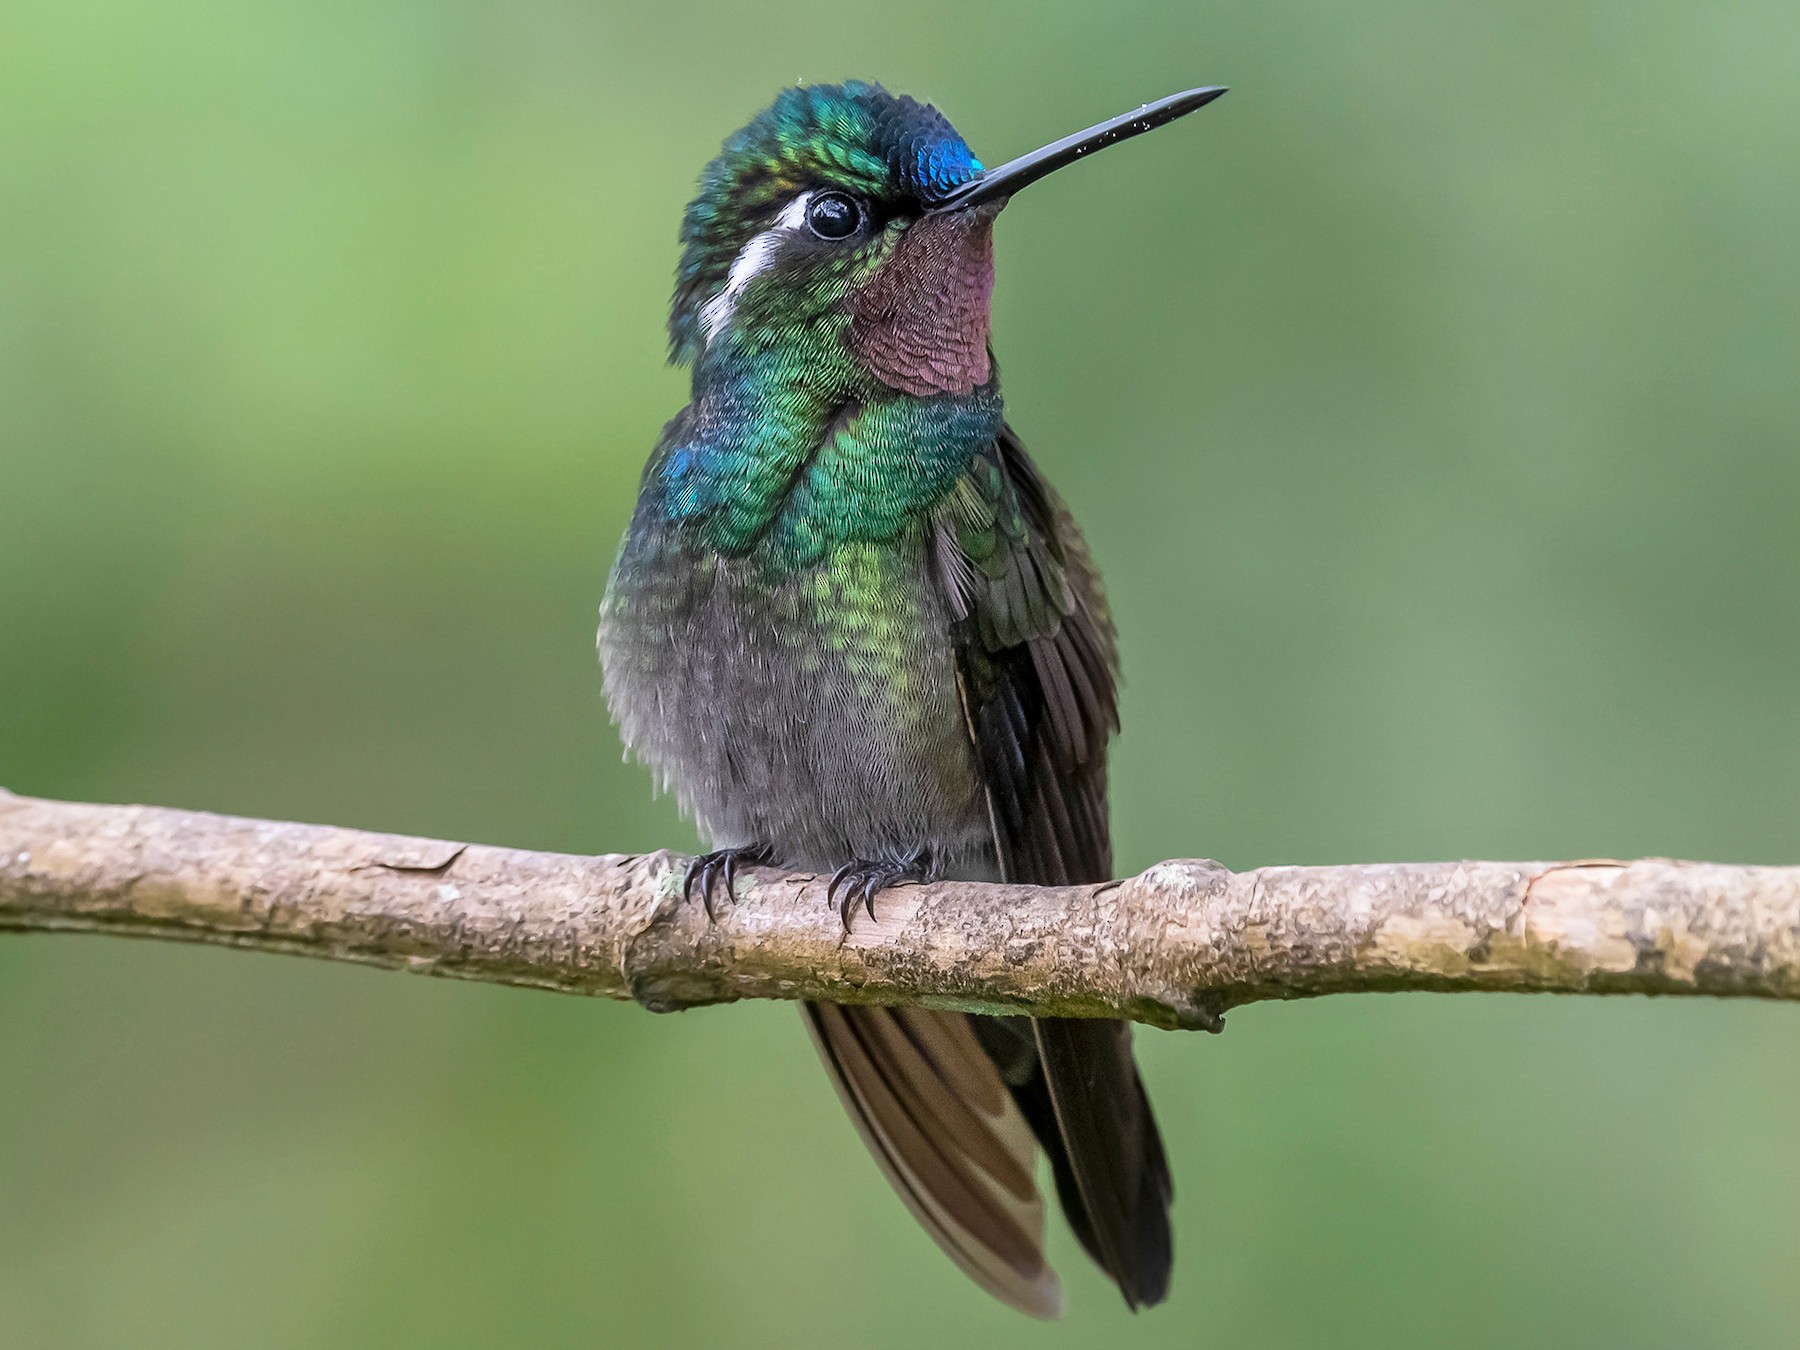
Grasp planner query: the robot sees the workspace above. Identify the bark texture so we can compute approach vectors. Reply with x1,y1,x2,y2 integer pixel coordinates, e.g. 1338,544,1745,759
4,789,1798,1029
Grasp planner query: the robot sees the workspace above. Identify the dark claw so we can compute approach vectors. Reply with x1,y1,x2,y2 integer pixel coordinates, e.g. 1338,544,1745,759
827,860,860,929
825,860,852,907
702,859,724,921
682,856,710,916
826,851,930,933
682,844,772,923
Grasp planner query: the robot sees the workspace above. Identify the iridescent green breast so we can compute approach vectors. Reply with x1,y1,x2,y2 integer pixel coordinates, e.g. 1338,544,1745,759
650,367,1003,569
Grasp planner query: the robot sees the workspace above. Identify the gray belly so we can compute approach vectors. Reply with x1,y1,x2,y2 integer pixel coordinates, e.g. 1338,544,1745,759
598,528,993,874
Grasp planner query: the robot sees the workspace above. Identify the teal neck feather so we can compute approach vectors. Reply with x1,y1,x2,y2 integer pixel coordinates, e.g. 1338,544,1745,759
656,340,1002,567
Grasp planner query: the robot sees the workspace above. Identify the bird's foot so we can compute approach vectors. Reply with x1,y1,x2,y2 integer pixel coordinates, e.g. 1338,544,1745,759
827,848,929,931
683,843,775,922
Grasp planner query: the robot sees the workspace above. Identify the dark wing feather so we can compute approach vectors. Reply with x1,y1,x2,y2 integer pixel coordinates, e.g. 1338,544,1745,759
935,425,1174,1309
936,429,1118,884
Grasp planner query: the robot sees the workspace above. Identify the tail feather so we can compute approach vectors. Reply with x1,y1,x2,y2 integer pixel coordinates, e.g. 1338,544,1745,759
972,1012,1174,1308
1032,1017,1173,1308
803,1002,1063,1319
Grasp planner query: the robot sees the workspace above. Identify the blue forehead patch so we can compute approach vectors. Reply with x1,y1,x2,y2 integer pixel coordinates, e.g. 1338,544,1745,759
912,136,983,200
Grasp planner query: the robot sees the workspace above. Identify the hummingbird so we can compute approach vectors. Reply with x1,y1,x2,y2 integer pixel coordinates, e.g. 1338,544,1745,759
598,80,1225,1316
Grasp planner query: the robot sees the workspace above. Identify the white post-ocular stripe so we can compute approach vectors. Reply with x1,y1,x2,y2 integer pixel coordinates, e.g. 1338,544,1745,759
700,192,815,344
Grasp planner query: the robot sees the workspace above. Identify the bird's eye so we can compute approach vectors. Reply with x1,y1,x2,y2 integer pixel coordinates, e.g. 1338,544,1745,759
805,192,863,240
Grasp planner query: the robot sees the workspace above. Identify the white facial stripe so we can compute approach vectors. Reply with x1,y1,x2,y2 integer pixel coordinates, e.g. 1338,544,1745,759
700,232,777,342
773,192,814,231
700,191,815,345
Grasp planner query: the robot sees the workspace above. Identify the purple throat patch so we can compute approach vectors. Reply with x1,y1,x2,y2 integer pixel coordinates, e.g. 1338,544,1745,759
849,214,995,397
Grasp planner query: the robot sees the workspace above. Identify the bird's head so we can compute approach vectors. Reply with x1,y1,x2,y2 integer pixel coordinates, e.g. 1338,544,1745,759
669,81,1225,399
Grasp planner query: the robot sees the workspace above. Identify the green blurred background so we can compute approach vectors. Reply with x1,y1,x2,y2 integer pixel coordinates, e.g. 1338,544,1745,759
5,0,1799,1345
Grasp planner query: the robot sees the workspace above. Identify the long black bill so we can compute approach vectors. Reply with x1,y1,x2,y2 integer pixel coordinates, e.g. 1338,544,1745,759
930,86,1227,213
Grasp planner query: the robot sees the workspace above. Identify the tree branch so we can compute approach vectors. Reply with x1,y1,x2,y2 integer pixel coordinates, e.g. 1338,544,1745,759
3,788,1797,1029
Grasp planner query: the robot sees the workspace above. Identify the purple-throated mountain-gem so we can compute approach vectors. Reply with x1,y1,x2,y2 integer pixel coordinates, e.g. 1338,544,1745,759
598,81,1225,1316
